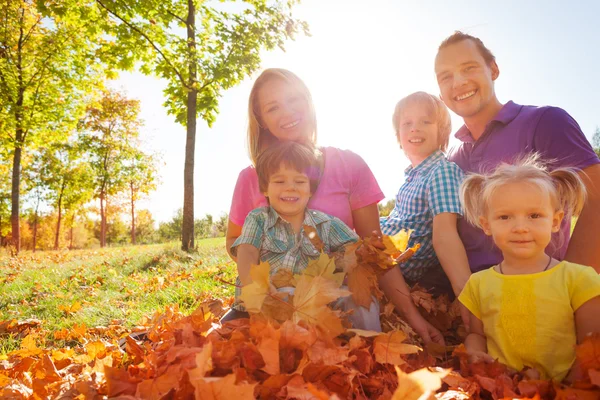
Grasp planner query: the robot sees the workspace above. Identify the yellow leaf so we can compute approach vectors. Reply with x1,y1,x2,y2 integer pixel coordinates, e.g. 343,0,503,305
292,275,350,339
0,373,11,386
239,261,273,313
347,329,382,337
295,252,345,287
58,301,82,315
86,341,107,359
14,334,43,357
271,269,295,289
373,331,422,365
392,366,450,400
188,342,213,383
383,229,413,254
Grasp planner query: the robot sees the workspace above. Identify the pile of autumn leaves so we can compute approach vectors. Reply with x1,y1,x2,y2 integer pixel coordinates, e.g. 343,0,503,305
1,232,600,399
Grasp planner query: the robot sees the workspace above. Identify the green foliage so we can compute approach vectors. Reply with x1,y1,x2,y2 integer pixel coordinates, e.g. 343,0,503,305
0,240,235,350
378,198,396,217
593,126,600,158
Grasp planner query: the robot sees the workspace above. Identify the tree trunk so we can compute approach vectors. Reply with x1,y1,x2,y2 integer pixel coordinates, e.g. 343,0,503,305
32,196,40,252
182,0,197,252
11,144,22,253
54,183,65,250
130,181,136,245
11,6,26,253
69,213,75,250
100,191,106,247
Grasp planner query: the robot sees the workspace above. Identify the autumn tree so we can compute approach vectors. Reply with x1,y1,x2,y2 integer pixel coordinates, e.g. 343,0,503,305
378,199,396,217
122,148,159,245
36,142,94,250
593,126,600,158
80,89,142,248
48,0,308,251
0,0,103,251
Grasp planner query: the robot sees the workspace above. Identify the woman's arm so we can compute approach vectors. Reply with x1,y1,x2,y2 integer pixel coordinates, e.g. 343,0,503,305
226,219,243,261
432,213,471,295
353,203,445,345
236,244,260,286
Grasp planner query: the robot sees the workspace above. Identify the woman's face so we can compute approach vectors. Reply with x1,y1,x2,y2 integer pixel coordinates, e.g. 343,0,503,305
257,77,312,144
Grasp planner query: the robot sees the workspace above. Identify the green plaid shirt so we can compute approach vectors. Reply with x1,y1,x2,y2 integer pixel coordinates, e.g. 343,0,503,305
231,206,358,309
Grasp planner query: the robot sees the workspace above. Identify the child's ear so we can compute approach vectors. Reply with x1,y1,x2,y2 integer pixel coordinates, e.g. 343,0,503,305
479,216,492,236
552,210,564,233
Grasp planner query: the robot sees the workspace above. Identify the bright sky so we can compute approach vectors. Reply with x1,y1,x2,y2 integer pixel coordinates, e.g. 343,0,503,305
112,0,600,224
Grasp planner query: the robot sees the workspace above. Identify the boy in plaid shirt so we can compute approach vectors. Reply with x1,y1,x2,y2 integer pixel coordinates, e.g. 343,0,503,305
380,92,471,307
225,141,380,330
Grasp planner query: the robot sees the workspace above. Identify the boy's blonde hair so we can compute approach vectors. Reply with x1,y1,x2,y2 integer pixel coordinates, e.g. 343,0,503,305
255,141,321,194
392,92,452,152
460,154,587,228
247,68,318,166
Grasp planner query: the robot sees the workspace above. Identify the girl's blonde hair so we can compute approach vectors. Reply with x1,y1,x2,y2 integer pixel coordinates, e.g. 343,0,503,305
391,91,452,152
460,154,587,228
247,68,318,166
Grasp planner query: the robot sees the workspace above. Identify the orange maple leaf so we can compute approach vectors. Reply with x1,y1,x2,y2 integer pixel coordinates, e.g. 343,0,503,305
58,301,82,315
346,263,379,308
392,366,450,400
193,374,256,400
576,333,600,373
382,229,413,255
373,330,422,365
136,364,182,400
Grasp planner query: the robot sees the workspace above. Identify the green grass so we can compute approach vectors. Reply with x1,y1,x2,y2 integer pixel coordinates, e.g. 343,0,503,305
0,238,236,353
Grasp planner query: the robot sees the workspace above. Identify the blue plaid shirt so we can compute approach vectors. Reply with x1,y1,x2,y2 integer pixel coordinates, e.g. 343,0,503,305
380,150,464,281
231,206,358,309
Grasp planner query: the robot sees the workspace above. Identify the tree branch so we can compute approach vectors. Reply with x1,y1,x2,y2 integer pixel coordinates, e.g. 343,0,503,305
95,0,188,89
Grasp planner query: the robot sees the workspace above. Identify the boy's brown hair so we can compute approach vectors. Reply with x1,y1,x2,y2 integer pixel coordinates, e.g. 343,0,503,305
392,91,452,152
256,142,321,194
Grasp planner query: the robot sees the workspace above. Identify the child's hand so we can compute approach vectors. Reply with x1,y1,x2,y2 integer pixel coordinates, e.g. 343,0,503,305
467,350,494,364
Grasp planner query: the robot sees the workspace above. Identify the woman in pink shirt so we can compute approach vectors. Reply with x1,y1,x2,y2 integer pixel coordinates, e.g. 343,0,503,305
225,68,444,344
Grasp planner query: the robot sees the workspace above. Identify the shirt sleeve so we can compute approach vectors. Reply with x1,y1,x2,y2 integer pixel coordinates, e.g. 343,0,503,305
427,162,465,216
229,167,266,226
533,107,600,171
570,266,600,311
346,150,385,210
458,275,482,320
230,210,265,256
327,217,359,252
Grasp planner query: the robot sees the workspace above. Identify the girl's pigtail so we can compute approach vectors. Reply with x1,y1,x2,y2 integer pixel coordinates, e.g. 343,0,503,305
550,168,587,216
460,174,487,227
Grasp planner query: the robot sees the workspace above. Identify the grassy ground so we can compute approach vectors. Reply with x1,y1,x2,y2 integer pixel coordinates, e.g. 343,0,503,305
0,238,236,354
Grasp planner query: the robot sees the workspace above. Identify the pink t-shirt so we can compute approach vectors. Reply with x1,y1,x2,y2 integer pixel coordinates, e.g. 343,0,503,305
229,147,384,230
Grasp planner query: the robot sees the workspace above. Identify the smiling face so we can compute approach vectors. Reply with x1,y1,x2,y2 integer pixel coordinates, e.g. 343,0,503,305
396,102,440,166
265,164,311,225
257,77,313,144
434,39,500,122
478,182,564,265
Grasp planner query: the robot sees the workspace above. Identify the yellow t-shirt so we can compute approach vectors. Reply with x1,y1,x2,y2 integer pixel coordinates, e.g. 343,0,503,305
459,261,600,381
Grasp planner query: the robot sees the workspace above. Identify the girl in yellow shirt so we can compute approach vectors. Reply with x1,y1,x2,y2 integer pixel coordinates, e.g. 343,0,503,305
458,154,600,382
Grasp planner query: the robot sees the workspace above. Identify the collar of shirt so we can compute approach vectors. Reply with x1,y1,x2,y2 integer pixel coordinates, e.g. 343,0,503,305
454,100,522,144
265,206,332,231
404,150,445,177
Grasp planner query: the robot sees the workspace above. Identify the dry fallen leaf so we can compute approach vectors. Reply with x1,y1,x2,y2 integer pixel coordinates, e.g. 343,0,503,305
373,331,422,366
193,374,256,400
392,366,450,400
239,260,273,312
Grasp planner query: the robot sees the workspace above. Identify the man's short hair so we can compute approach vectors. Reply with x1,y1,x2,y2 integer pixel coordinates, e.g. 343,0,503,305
438,31,496,65
256,142,321,194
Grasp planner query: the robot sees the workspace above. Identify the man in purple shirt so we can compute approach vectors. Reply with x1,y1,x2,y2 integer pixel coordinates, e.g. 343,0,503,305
434,31,600,273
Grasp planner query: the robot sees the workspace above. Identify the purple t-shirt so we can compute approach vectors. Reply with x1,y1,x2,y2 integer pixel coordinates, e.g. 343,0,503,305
229,146,384,230
449,101,600,272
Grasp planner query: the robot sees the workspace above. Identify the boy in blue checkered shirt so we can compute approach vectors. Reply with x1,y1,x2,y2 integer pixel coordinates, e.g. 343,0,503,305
380,92,471,309
223,142,381,331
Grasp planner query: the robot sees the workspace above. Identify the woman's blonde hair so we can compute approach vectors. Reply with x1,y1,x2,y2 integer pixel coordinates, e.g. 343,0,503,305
460,154,587,228
247,68,318,166
391,92,452,152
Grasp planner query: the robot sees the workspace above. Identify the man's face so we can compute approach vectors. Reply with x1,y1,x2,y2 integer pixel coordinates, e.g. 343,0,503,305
434,39,499,120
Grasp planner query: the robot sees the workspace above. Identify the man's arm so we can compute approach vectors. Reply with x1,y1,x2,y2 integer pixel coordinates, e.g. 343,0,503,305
432,213,471,295
566,164,600,272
